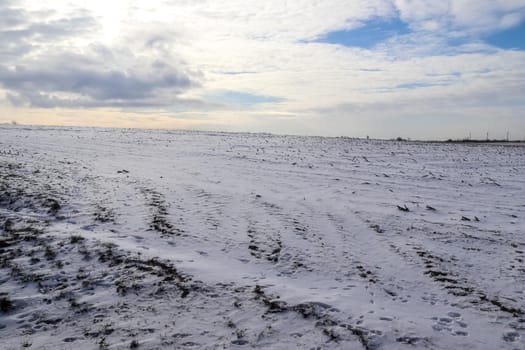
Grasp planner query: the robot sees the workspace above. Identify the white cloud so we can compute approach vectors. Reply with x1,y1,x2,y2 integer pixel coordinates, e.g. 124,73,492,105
394,0,525,34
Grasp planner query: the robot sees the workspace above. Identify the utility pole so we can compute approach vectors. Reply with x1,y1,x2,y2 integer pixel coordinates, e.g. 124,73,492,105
507,130,509,142
486,132,489,141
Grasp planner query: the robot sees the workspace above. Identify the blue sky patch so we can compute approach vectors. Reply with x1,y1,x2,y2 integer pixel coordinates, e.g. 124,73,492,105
314,17,411,49
208,90,284,106
396,80,455,90
426,72,461,78
396,82,434,89
447,36,470,47
484,20,525,50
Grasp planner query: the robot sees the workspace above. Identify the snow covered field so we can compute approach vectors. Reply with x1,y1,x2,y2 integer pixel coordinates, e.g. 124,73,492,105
0,125,524,349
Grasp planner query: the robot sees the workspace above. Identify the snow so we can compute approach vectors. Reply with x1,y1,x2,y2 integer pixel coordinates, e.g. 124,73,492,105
1,125,524,349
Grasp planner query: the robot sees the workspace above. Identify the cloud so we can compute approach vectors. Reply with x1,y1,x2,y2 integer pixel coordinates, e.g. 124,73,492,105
393,0,525,35
0,2,96,48
0,0,200,109
0,4,87,59
0,4,26,28
1,57,197,108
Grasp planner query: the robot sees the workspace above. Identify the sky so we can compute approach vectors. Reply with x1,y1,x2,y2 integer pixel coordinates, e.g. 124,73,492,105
0,0,524,139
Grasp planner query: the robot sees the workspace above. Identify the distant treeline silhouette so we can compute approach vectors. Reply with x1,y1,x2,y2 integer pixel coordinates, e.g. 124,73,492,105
388,136,524,143
444,139,524,143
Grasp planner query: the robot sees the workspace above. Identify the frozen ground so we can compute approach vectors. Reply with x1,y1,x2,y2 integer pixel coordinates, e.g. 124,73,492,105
0,125,524,350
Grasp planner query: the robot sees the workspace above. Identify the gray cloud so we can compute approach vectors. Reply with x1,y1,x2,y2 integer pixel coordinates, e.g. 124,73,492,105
6,91,199,109
0,6,25,28
0,61,194,105
0,1,200,109
13,16,97,40
0,2,96,55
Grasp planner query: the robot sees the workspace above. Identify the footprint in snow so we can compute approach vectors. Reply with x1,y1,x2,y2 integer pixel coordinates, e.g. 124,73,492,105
431,313,469,335
502,331,520,342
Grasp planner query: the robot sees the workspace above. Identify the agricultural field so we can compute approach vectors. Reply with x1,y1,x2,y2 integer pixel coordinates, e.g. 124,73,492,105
0,125,524,349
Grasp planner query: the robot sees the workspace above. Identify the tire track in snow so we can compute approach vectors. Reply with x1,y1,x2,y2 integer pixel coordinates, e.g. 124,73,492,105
242,197,310,273
141,187,186,237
